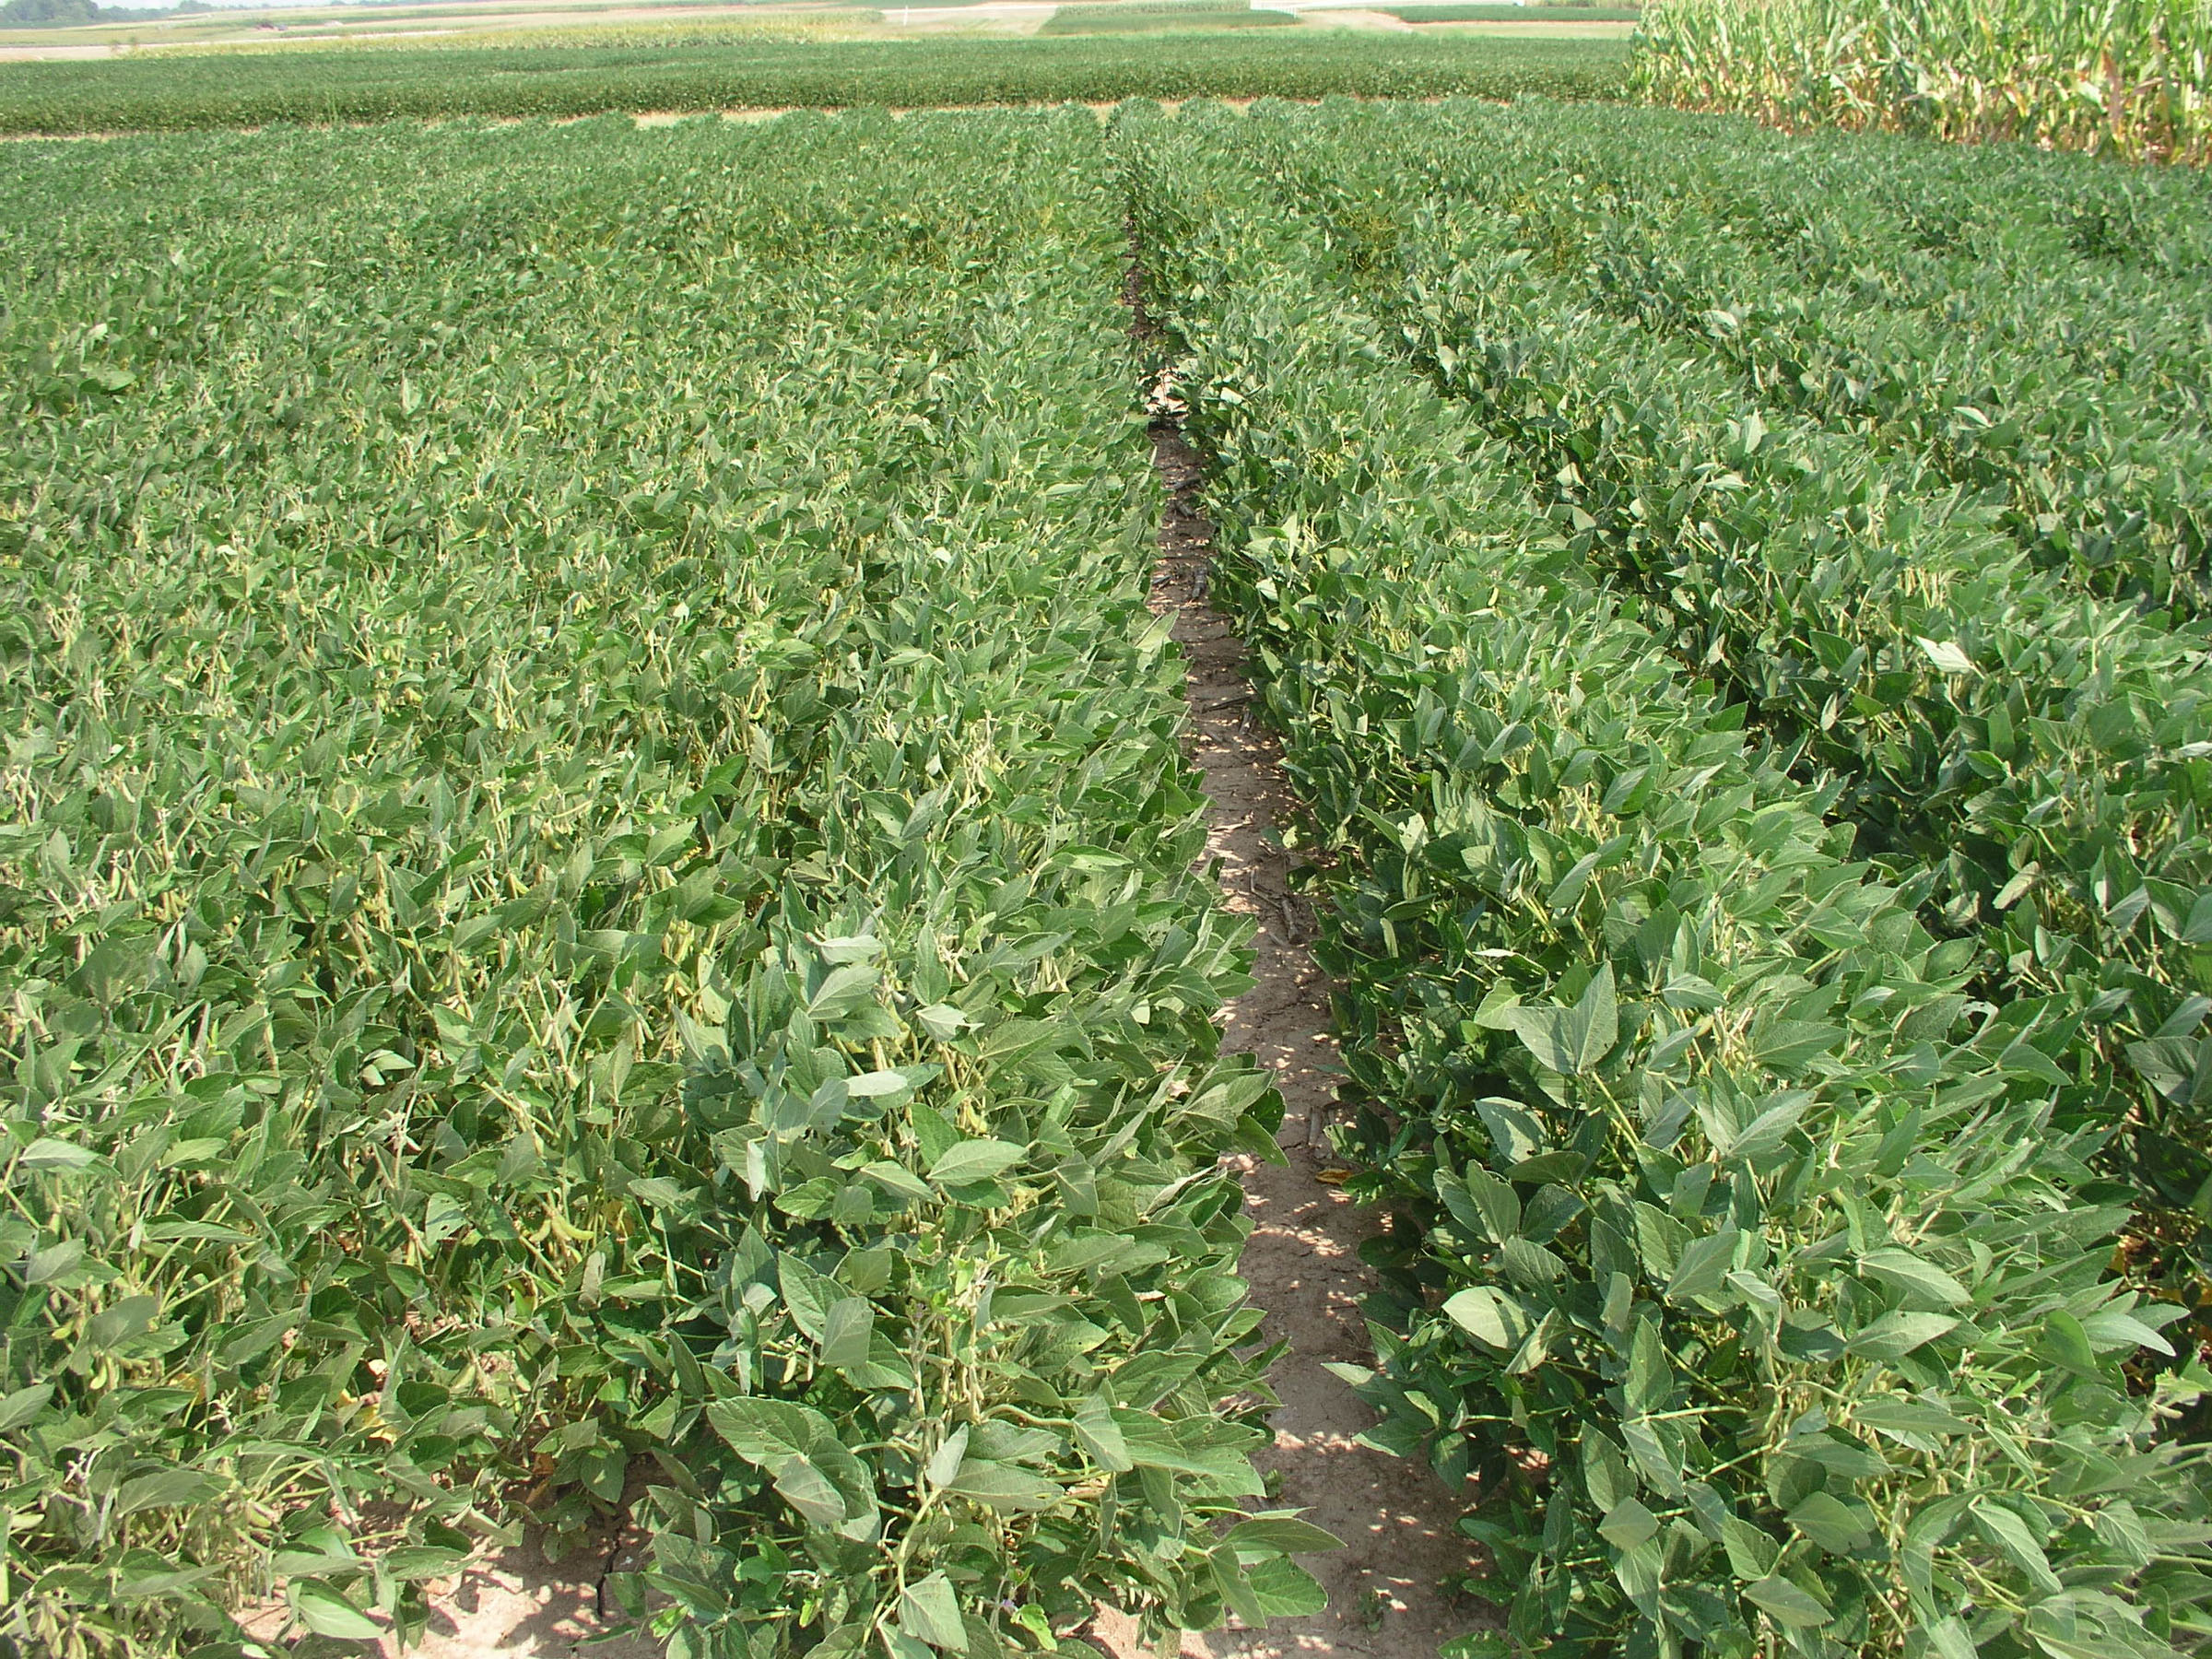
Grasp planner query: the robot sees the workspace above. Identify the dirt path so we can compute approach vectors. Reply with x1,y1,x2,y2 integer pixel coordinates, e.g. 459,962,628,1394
1090,265,1483,1659
0,4,1018,57
1419,17,1633,33
1294,9,1418,32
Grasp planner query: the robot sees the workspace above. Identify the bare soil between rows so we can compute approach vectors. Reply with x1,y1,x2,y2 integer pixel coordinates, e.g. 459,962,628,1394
1088,264,1483,1659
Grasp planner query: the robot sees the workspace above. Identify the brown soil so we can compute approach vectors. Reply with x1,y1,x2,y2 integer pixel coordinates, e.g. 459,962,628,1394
231,1513,660,1658
1293,9,1418,32
1090,265,1485,1659
884,2,1057,34
384,1540,663,1659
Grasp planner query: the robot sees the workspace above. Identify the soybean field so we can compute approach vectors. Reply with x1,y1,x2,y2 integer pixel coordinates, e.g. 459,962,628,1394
1123,96,2212,1659
0,32,1628,135
4,112,1295,1659
7,84,2212,1659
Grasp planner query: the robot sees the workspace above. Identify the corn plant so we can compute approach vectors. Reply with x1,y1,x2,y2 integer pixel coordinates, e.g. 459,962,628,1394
1633,0,2212,162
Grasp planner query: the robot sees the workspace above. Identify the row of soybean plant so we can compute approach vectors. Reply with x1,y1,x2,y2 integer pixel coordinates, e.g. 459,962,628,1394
1223,97,2212,1288
1307,100,2212,616
0,111,1316,1659
1115,97,2212,1659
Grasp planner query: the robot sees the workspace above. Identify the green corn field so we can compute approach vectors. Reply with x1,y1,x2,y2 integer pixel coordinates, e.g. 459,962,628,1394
1634,0,2212,161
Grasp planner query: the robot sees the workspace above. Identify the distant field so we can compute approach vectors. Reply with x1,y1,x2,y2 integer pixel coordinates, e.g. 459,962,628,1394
0,30,1628,130
1038,4,1297,34
1381,4,1641,20
0,2,877,53
0,0,1638,53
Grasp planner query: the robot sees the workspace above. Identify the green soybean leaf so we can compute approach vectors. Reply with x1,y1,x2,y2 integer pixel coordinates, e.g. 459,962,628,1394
0,1384,53,1431
844,1069,917,1099
115,1562,218,1600
1721,1517,1778,1582
1244,1556,1328,1618
925,1427,970,1492
1220,1515,1344,1559
1665,1228,1739,1303
2035,1310,2100,1376
2091,1500,2154,1570
1463,1166,1521,1242
20,1138,101,1173
898,1571,969,1652
1072,1395,1133,1472
1441,1286,1512,1348
705,1397,878,1541
1915,637,1974,675
1787,1491,1873,1554
292,1582,385,1641
927,1138,1026,1188
861,1161,934,1205
821,1297,875,1371
806,963,882,1021
1598,1496,1659,1554
1583,1431,1633,1513
1972,1500,2062,1594
916,1003,977,1041
1858,1247,1971,1306
1845,1311,1960,1359
1854,1398,1971,1441
19,1241,86,1286
1743,1575,1830,1630
1506,963,1618,1074
942,1459,1064,1512
382,1546,474,1583
116,1469,224,1515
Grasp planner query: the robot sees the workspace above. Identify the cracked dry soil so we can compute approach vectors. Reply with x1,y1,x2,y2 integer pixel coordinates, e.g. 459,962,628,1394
1088,350,1482,1659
